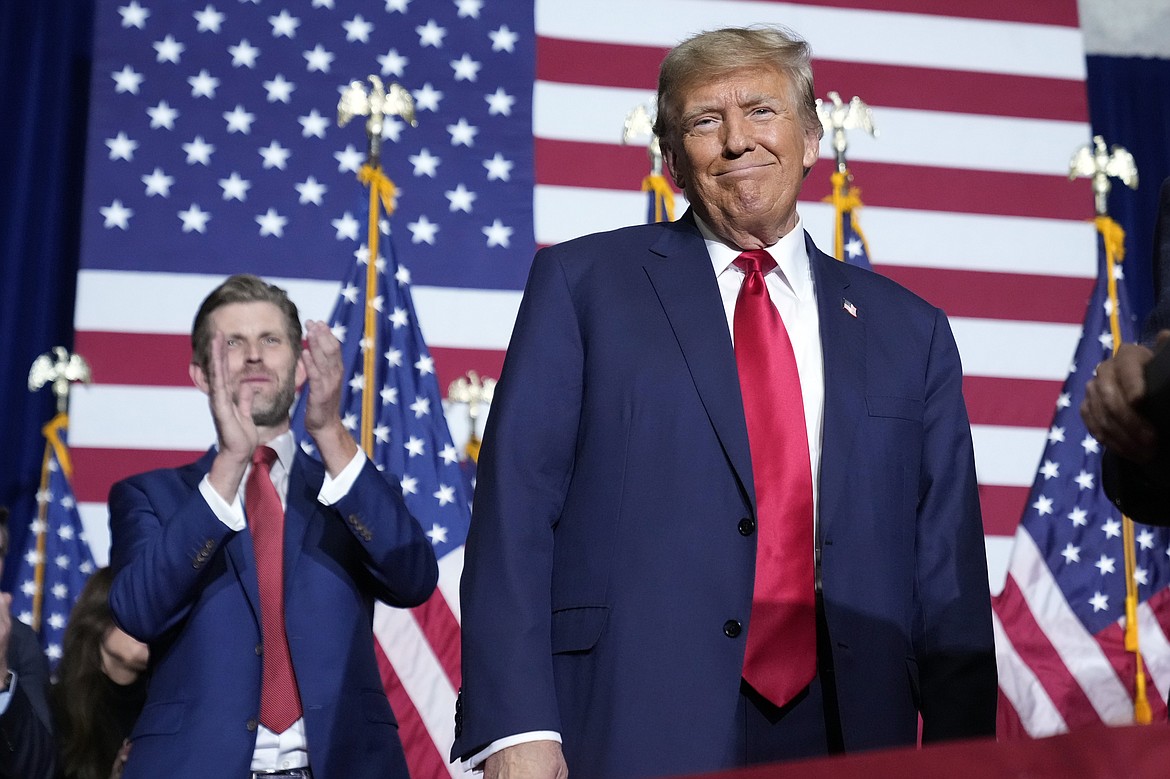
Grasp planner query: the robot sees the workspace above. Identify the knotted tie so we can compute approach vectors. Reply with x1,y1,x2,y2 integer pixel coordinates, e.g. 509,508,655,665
246,445,303,733
733,250,816,708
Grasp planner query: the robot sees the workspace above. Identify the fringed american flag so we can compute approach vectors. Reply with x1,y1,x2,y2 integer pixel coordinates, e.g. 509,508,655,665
993,221,1170,737
289,219,472,776
12,414,96,669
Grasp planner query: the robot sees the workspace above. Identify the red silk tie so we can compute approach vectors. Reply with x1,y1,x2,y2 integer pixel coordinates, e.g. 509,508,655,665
246,445,303,733
733,250,817,707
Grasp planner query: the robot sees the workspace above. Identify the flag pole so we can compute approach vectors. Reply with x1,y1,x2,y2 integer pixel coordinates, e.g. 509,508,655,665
816,91,876,263
1072,136,1147,722
338,76,417,456
622,104,674,224
448,371,496,463
25,347,91,632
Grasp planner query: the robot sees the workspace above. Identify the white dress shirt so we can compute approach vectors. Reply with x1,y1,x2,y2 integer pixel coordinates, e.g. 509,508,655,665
198,430,367,773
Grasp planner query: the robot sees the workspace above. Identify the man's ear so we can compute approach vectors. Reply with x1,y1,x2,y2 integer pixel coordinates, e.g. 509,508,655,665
662,141,684,190
190,361,210,395
801,127,821,177
295,351,308,391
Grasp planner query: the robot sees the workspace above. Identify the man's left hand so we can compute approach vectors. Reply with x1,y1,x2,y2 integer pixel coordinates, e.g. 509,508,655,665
300,320,359,474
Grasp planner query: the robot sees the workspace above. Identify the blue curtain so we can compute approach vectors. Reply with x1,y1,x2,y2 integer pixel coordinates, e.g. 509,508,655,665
1086,53,1170,331
0,1,94,589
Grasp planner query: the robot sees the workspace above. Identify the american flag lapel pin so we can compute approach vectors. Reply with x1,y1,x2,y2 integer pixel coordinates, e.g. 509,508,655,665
842,299,858,318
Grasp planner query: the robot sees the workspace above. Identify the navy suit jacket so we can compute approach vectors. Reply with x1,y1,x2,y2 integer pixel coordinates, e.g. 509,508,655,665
109,448,438,779
454,214,996,779
0,621,55,779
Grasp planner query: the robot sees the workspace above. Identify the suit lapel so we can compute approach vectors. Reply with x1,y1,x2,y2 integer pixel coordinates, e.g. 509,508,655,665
808,234,867,533
642,213,755,503
283,452,318,587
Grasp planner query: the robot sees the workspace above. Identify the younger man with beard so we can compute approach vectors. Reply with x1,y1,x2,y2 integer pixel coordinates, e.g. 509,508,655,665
108,274,438,779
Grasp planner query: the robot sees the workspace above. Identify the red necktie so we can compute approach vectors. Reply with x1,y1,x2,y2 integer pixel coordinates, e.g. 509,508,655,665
733,250,816,707
246,445,303,733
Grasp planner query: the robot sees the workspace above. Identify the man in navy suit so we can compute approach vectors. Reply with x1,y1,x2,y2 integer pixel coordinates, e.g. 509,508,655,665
108,275,438,779
454,25,996,779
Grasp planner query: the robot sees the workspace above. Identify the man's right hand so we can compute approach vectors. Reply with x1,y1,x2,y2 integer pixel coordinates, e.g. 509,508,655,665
1082,333,1169,463
484,741,568,779
206,332,258,501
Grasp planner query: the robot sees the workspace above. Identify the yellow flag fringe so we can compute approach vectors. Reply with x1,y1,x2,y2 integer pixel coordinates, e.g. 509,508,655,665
826,170,866,262
1097,214,1153,725
641,174,675,223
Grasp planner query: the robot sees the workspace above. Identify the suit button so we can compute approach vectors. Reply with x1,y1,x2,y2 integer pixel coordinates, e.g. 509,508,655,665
255,644,263,656
738,518,755,536
723,620,742,638
246,718,257,732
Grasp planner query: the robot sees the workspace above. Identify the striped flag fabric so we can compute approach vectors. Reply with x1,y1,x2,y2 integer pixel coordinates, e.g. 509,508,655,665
68,0,1098,769
993,219,1170,737
12,414,96,668
288,209,472,778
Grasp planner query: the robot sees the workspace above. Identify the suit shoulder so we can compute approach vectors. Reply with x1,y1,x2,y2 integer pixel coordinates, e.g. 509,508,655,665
835,259,943,320
535,220,680,269
110,457,210,500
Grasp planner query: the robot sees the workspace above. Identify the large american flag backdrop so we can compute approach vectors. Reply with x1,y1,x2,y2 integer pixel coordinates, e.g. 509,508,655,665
69,0,1109,771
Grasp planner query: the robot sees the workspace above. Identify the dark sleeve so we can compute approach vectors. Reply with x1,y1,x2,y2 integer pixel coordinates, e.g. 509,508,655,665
1102,449,1170,526
915,308,998,742
452,248,583,760
1142,177,1170,340
329,458,438,608
107,476,238,642
0,627,57,779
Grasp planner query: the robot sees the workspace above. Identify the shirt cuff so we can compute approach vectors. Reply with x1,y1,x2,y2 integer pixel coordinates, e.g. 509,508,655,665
317,449,367,506
199,475,246,531
0,670,17,715
465,732,562,773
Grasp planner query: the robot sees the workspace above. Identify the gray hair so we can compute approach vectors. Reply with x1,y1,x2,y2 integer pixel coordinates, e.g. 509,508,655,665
653,26,823,143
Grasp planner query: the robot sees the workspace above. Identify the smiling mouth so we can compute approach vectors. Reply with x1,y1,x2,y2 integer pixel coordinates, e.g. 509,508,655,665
717,162,770,176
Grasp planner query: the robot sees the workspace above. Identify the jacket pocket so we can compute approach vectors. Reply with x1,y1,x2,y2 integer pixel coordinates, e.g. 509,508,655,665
550,605,610,654
866,395,923,422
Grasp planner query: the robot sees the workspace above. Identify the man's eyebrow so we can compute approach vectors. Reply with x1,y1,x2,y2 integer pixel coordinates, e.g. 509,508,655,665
679,93,785,124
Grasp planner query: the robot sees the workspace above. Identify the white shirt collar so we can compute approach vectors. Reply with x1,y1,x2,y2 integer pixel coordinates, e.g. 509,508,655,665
263,429,296,472
694,212,813,300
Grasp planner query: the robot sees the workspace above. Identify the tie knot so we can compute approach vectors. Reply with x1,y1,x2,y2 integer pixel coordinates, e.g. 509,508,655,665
252,445,277,470
734,250,777,276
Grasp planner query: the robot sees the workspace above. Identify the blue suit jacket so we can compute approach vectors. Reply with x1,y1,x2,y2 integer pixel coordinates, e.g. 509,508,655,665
109,448,438,779
454,215,996,778
0,621,55,779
